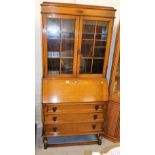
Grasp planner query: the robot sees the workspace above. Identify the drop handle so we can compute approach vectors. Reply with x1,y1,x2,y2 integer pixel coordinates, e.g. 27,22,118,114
92,124,96,129
52,107,57,112
93,115,98,120
53,117,57,121
95,105,99,110
53,127,57,132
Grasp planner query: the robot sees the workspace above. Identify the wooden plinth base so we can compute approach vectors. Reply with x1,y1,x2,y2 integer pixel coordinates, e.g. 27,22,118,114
43,134,102,149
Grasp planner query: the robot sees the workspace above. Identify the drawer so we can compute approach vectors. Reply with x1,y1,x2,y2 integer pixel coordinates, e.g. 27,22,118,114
44,112,104,124
43,103,106,114
44,122,104,134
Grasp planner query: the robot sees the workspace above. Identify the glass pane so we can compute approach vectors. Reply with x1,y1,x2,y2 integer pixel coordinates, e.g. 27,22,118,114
94,48,106,57
47,19,60,38
83,20,95,33
48,51,60,58
62,40,74,57
61,59,73,73
62,19,75,33
48,58,60,74
61,50,73,57
62,33,74,39
47,39,60,53
113,58,120,93
82,34,94,39
95,41,106,46
92,59,103,73
96,21,108,34
80,59,92,74
81,40,94,57
96,34,108,40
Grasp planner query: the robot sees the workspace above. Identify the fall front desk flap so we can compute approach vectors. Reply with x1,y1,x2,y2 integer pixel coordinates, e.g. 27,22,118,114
42,79,108,103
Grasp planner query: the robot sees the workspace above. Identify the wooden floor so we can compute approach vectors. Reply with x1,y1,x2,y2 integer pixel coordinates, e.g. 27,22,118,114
35,127,114,155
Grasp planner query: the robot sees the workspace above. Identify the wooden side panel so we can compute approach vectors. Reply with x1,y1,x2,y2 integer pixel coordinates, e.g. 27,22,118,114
105,101,120,142
42,79,108,103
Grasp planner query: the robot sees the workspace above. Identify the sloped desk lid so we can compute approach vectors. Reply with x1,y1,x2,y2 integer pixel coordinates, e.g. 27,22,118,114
42,79,108,103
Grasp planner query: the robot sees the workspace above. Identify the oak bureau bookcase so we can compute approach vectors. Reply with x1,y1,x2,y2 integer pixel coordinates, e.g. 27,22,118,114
41,2,116,149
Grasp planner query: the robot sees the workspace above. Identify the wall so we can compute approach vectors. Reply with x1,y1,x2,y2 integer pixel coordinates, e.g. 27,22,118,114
35,0,120,126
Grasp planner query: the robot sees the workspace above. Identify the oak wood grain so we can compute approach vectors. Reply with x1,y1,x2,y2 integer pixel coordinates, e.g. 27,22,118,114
42,79,108,103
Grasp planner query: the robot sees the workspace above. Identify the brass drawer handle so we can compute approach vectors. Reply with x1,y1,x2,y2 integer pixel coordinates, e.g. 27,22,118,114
53,127,57,132
53,117,57,121
95,105,99,110
52,107,57,112
93,115,98,120
92,124,96,129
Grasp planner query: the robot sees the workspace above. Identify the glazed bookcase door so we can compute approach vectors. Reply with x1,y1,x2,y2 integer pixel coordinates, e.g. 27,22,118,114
113,57,120,94
109,24,120,101
42,14,79,77
77,17,113,78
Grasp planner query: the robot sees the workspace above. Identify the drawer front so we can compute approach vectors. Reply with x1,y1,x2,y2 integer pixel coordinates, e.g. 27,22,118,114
44,122,103,134
44,112,104,124
43,103,106,114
